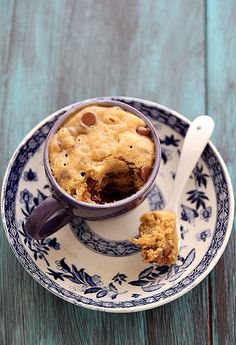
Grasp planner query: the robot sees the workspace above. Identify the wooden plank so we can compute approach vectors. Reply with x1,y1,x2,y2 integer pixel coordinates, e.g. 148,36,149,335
0,1,208,344
144,280,209,345
207,1,236,344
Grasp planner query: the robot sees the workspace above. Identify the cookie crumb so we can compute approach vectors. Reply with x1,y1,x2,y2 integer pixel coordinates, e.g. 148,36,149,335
129,210,178,266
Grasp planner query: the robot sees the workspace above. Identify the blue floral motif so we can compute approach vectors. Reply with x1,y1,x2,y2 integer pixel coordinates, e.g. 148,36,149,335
181,204,198,223
19,222,60,266
19,185,60,266
187,190,209,210
20,189,33,204
200,207,212,222
159,134,179,165
47,259,127,299
179,163,211,224
46,238,60,250
161,147,173,164
196,229,211,242
192,164,209,188
47,269,65,281
112,273,127,285
132,294,141,298
148,184,165,211
20,185,50,218
129,249,196,292
160,134,180,147
55,258,71,272
23,168,38,181
180,225,188,240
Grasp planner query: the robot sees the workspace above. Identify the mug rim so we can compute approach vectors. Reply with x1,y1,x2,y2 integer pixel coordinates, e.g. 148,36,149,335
43,98,161,209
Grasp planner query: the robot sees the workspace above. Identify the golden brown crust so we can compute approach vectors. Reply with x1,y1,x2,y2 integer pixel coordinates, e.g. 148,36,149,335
49,105,155,203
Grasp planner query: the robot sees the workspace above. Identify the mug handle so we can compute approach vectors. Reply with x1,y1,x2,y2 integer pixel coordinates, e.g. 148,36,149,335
25,195,73,240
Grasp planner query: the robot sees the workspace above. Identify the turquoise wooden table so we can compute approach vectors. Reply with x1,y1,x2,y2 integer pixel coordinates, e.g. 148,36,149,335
0,1,235,344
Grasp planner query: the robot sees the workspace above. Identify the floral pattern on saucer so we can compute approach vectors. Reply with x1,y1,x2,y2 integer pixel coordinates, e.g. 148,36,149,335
1,97,233,312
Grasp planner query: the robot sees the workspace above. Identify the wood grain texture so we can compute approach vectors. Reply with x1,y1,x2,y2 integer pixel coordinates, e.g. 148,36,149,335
0,0,234,344
207,1,236,345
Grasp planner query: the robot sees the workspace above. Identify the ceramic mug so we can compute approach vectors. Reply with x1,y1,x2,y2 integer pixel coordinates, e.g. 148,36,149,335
25,99,161,240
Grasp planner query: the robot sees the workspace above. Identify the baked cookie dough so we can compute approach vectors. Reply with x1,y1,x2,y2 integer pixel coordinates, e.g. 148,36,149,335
129,210,178,266
48,105,155,203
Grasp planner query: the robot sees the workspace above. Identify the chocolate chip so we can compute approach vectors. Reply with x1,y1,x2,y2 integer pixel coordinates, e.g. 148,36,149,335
91,195,101,203
163,246,172,258
139,166,152,181
136,126,151,136
81,112,96,126
70,188,76,195
86,177,98,189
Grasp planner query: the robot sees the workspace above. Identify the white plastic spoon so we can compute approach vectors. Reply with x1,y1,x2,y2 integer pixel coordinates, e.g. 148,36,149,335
130,115,215,265
165,115,215,213
165,115,215,243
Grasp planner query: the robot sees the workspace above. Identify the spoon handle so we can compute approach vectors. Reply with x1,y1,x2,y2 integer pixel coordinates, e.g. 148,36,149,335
165,115,215,213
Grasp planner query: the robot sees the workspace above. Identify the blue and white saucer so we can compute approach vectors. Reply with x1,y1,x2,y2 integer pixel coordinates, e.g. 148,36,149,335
1,97,234,312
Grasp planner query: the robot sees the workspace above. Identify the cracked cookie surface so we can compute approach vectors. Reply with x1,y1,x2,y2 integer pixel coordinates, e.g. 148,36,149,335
49,105,155,203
